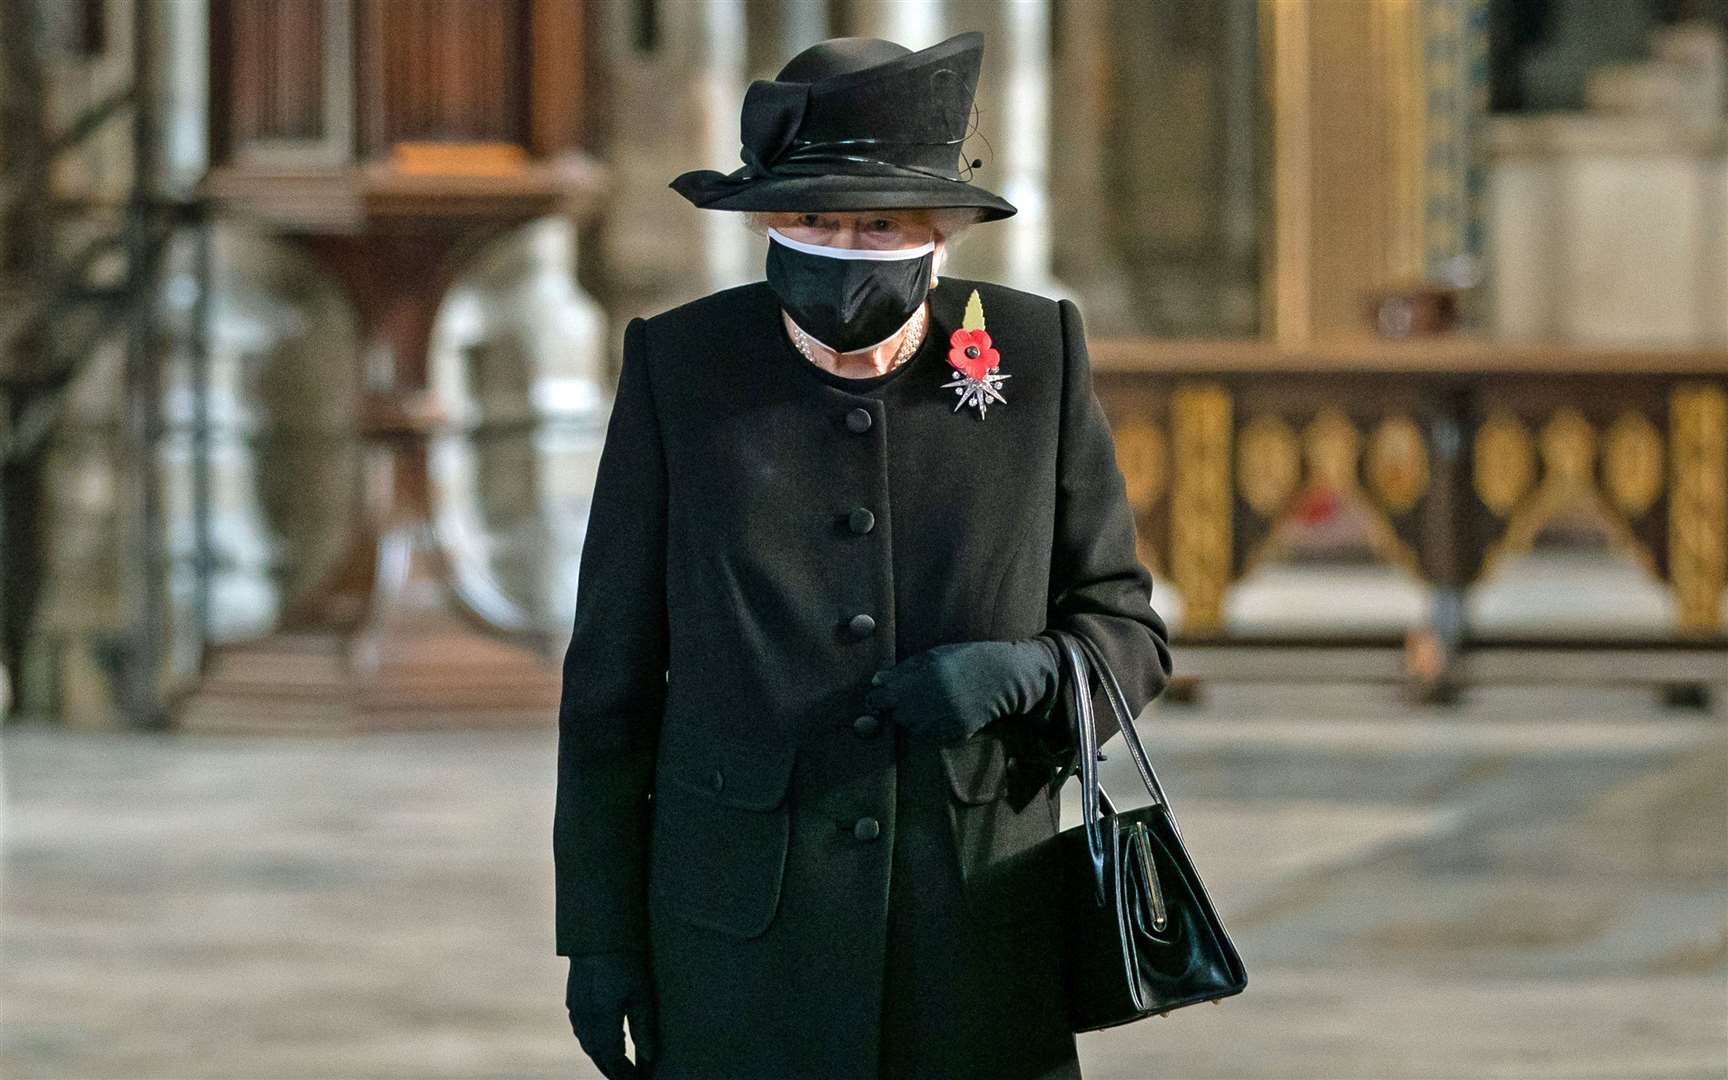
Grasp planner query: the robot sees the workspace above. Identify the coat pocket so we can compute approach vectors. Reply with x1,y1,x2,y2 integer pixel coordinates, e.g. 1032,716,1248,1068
940,732,1064,926
649,725,798,939
938,731,1011,804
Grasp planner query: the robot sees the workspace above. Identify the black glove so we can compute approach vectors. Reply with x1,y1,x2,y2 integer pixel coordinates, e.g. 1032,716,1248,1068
566,950,656,1079
864,635,1062,745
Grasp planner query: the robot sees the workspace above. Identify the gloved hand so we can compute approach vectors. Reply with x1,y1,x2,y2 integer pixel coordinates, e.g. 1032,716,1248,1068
864,635,1062,745
566,950,656,1079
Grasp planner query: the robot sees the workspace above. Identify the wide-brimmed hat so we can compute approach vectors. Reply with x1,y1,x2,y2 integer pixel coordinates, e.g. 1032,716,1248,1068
668,30,1017,223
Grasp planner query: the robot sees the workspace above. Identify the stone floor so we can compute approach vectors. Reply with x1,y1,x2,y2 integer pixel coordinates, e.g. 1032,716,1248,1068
2,682,1724,1079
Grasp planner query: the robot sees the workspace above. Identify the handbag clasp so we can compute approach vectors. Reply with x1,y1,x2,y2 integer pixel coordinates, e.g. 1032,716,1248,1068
1131,820,1167,931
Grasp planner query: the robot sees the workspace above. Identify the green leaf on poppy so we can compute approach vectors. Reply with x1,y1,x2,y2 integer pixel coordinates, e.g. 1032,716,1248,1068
962,289,986,332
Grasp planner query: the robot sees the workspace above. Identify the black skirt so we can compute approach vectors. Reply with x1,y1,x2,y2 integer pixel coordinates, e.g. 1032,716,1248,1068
877,728,1082,1080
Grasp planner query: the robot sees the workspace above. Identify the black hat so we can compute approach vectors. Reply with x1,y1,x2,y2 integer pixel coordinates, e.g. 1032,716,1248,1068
668,30,1017,223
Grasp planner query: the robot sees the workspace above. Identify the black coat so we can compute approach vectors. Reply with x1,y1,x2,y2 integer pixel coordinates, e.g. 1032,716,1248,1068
554,275,1173,1080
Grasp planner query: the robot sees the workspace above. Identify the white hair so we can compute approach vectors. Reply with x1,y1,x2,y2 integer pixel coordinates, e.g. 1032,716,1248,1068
740,208,980,274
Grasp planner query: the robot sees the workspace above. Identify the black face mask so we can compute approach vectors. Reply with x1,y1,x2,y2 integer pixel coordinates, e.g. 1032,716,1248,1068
765,228,935,353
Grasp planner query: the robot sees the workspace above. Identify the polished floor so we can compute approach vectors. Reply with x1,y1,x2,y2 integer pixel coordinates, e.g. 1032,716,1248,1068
2,681,1724,1079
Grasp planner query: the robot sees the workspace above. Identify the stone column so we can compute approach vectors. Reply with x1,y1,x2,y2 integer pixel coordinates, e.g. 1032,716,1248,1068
151,0,208,194
597,0,753,327
792,2,1063,293
692,0,753,292
1053,0,1262,336
747,0,831,79
1047,0,1131,330
846,0,946,49
1217,0,1264,334
780,0,832,58
915,0,1062,294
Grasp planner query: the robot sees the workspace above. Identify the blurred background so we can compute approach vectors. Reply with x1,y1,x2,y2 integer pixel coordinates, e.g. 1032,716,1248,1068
1,0,1724,1077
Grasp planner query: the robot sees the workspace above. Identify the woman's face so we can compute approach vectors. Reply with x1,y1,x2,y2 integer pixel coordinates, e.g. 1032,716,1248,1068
763,210,937,252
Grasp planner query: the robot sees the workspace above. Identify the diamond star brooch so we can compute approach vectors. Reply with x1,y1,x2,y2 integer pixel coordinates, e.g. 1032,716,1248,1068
941,289,1010,420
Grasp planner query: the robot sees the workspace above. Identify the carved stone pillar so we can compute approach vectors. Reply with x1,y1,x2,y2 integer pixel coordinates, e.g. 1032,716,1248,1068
1056,0,1262,336
932,0,1062,294
845,0,945,50
746,0,831,79
600,0,753,327
1048,0,1131,326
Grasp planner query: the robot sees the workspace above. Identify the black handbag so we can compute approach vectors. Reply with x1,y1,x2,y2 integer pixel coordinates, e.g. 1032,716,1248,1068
1044,627,1247,1031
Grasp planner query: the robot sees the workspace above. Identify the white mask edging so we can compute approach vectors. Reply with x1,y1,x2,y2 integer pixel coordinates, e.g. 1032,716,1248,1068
767,227,936,262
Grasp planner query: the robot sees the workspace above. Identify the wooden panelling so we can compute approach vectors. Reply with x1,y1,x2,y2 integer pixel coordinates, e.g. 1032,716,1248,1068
217,0,328,144
211,0,596,168
357,0,532,156
530,0,588,155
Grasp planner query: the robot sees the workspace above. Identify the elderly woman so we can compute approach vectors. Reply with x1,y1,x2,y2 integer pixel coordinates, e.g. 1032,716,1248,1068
555,30,1172,1080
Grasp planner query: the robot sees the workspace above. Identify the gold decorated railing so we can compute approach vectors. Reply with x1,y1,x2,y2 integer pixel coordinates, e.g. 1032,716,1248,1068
1090,334,1728,701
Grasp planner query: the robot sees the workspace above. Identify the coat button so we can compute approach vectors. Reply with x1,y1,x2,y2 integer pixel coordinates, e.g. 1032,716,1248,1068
845,407,872,433
709,769,725,793
848,612,876,639
852,713,881,738
852,816,881,841
848,506,875,535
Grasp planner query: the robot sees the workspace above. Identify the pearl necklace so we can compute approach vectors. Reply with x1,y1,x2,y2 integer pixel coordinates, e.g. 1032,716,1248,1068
788,301,928,376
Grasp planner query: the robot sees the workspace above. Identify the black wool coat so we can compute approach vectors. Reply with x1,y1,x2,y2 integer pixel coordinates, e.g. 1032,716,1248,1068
553,274,1174,1080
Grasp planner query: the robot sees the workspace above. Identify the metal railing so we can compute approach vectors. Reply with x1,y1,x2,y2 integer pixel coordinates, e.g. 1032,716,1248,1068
0,0,212,727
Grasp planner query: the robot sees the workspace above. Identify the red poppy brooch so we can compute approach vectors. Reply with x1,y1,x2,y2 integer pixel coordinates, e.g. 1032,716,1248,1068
941,289,1010,419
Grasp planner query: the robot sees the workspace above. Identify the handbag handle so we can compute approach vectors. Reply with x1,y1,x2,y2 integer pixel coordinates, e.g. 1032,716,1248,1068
1048,627,1186,904
1070,630,1173,816
1051,629,1110,905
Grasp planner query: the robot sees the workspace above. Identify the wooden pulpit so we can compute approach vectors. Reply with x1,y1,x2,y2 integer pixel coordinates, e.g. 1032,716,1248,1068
183,0,606,730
